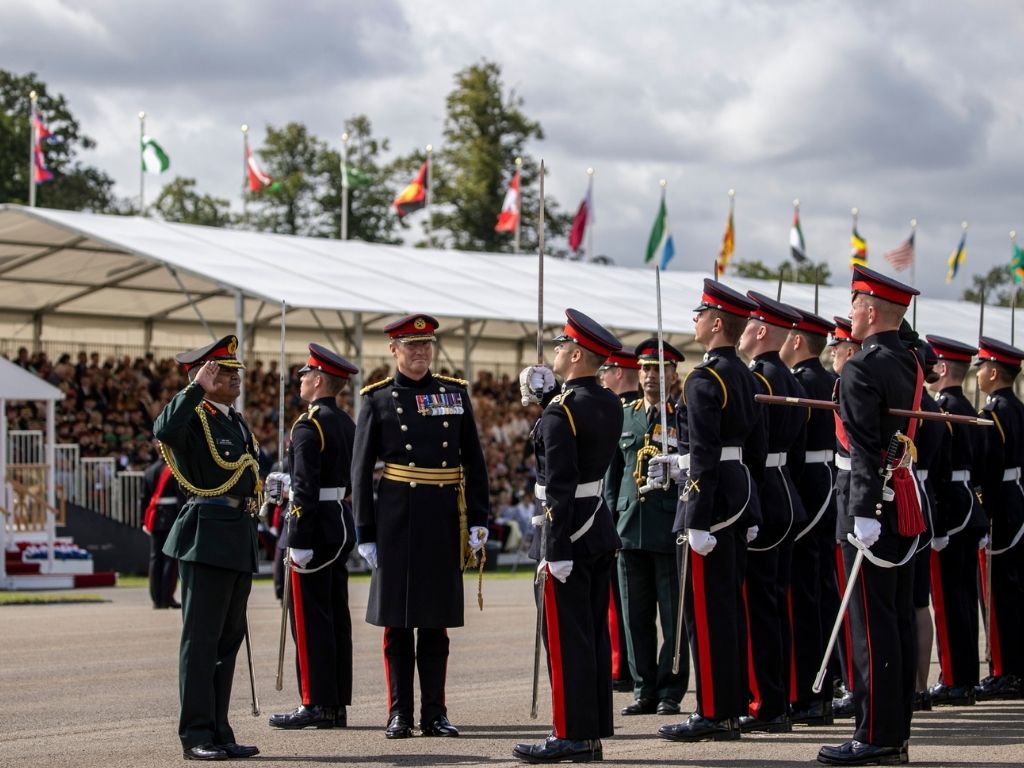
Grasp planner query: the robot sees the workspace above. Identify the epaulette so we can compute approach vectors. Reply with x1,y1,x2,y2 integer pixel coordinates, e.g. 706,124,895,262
360,377,393,396
290,409,325,450
435,374,469,388
631,398,644,411
682,364,728,409
550,389,577,435
694,355,720,370
201,400,218,415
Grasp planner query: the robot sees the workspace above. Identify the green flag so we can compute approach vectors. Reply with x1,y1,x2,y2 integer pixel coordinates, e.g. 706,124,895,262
645,196,667,264
345,167,371,189
141,135,170,174
1011,242,1024,284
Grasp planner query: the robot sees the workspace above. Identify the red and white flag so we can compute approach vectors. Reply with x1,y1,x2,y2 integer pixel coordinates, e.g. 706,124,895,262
568,180,592,253
495,171,520,232
246,141,273,192
883,231,915,272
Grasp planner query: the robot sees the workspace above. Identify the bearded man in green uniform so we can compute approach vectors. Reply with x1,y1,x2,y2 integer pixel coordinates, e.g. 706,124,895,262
156,335,262,762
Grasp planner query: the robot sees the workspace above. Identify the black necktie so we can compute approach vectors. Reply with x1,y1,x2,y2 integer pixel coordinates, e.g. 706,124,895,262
648,405,659,429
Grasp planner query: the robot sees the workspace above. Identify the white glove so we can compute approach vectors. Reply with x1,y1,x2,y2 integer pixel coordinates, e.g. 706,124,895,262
931,535,950,552
853,516,882,548
264,471,290,503
746,525,759,543
647,454,681,486
978,534,990,550
545,559,573,583
358,542,378,569
289,547,314,567
687,529,717,556
519,365,556,405
469,526,488,553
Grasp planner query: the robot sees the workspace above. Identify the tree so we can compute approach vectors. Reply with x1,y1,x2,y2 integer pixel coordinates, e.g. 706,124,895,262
319,115,401,244
962,266,1017,306
245,122,330,236
399,59,570,252
0,70,122,212
731,259,832,285
152,177,232,227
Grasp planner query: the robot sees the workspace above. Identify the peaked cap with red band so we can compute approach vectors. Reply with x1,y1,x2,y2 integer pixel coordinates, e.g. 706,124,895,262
925,334,977,364
851,264,919,307
601,350,641,371
384,313,439,342
176,334,244,372
693,278,757,317
299,343,359,379
634,337,685,364
828,317,862,347
552,308,622,357
791,307,836,337
747,291,802,329
975,336,1024,368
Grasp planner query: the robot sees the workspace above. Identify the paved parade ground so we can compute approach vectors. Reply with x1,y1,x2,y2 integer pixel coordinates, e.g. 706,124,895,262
1,575,1021,768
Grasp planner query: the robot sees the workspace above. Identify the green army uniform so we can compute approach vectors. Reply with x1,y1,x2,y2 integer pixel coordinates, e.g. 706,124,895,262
156,337,261,757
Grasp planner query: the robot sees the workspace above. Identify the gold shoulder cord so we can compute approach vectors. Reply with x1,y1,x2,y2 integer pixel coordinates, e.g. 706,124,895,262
158,405,262,497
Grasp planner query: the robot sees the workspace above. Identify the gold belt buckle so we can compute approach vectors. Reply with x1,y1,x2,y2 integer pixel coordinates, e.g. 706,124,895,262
245,498,258,517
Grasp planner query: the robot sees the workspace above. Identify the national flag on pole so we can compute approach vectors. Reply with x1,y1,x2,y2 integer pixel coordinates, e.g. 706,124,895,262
245,141,273,192
568,180,592,253
850,226,867,268
141,135,170,174
644,192,675,270
883,231,915,272
717,207,735,275
31,108,54,183
344,167,371,189
495,170,520,233
945,230,967,284
1010,242,1024,284
789,207,807,263
393,160,428,217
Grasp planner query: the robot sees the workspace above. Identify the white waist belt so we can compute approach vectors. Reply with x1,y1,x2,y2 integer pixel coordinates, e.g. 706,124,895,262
765,452,787,468
319,487,347,501
950,470,971,482
157,496,178,505
836,455,852,471
915,469,929,481
679,446,742,471
805,450,834,464
534,480,602,501
1003,467,1021,482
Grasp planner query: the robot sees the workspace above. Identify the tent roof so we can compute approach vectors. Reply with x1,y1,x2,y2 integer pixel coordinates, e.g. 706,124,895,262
0,204,1013,351
0,356,64,401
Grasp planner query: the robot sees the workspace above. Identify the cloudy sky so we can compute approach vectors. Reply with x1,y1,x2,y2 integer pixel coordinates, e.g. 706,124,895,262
4,0,1023,300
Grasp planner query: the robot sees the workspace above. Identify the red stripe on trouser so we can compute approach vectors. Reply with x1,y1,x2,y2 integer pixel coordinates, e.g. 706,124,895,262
691,551,715,718
383,628,393,713
978,550,1002,676
608,583,624,679
930,549,954,685
859,573,875,744
290,568,312,705
742,581,761,717
836,543,855,691
544,570,567,738
787,588,798,702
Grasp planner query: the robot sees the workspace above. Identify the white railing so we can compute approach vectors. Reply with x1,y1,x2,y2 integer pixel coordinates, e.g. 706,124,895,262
8,430,44,464
114,471,145,528
79,457,117,518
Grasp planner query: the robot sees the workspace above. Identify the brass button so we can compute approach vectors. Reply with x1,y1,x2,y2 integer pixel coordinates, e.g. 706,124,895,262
443,421,449,428
439,387,446,393
442,441,448,448
409,462,415,467
441,461,448,467
392,391,399,398
401,424,408,432
410,481,417,488
396,407,404,414
406,444,412,450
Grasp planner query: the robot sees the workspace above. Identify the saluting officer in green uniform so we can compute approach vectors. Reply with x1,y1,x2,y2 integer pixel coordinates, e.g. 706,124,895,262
156,335,261,762
604,338,688,717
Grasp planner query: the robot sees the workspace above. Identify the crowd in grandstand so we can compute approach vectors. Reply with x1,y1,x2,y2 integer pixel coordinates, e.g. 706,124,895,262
4,347,542,546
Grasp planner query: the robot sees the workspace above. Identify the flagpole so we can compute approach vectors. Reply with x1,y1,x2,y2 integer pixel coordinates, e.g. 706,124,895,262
975,289,985,409
851,207,859,267
1013,231,1019,346
910,218,918,328
138,111,146,214
28,90,38,208
341,131,350,240
425,143,433,248
585,167,595,261
814,265,820,314
241,124,249,223
513,156,523,254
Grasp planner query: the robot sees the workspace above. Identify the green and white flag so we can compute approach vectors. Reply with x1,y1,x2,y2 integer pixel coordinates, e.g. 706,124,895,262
141,135,170,174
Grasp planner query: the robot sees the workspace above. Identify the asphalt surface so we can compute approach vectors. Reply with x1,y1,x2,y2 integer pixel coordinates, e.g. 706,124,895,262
1,576,1021,767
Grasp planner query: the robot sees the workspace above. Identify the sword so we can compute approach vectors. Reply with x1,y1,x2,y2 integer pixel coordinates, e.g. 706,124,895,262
639,266,671,495
670,533,689,675
244,613,259,716
984,519,993,663
530,511,551,719
276,555,292,691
